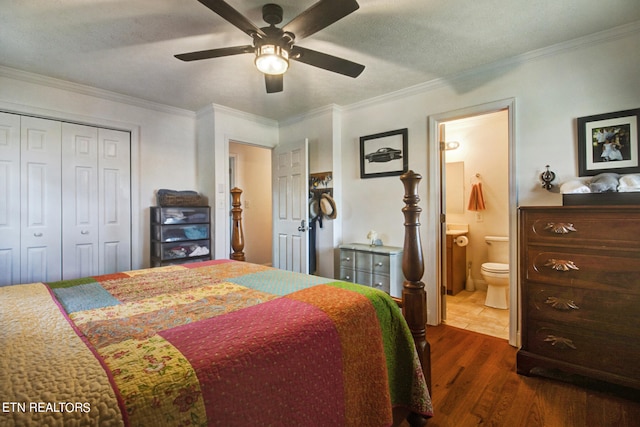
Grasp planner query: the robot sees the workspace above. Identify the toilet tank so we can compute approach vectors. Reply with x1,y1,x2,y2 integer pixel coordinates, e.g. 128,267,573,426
485,236,509,264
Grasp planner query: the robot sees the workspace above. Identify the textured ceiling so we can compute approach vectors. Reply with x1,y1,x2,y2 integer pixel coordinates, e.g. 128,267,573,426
1,0,639,121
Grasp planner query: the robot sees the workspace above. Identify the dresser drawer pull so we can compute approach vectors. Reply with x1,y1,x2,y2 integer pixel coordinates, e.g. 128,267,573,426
544,259,579,271
375,262,384,267
545,296,579,311
544,222,577,234
544,335,577,350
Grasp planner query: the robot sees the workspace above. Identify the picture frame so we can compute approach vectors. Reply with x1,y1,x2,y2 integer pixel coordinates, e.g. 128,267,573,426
577,108,640,176
360,128,408,179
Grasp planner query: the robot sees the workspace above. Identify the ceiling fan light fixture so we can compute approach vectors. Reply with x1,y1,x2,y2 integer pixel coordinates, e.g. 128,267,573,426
255,44,289,75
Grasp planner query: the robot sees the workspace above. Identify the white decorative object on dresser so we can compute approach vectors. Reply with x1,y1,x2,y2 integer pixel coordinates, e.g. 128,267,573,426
518,205,640,390
336,243,404,297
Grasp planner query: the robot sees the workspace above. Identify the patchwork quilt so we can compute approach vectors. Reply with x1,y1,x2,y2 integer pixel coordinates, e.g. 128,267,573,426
0,260,432,426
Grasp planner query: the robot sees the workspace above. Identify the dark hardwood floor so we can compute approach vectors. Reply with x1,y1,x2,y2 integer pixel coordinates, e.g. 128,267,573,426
404,324,640,427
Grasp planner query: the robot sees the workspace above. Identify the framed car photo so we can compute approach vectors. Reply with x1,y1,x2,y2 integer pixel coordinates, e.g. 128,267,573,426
360,128,408,179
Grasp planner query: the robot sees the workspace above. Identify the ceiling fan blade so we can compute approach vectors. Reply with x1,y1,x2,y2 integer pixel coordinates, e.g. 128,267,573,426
291,46,364,78
198,0,266,38
265,74,283,93
282,0,359,40
175,45,254,61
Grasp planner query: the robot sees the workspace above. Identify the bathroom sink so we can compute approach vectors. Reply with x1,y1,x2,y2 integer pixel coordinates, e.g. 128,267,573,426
446,223,469,235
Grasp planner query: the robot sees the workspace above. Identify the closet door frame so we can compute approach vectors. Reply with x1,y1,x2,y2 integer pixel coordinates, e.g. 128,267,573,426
0,103,140,285
0,100,141,276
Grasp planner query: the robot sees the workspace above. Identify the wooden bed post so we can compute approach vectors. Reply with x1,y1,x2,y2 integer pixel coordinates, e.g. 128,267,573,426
230,187,245,261
400,171,432,395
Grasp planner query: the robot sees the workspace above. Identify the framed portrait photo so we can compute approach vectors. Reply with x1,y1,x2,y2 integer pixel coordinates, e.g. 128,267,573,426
360,128,408,179
577,108,640,176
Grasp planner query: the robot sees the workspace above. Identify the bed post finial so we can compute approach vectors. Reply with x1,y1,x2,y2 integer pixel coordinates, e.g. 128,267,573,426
230,187,245,261
400,170,431,397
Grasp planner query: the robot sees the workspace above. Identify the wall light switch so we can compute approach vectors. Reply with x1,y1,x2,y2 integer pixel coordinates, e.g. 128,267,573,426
475,212,484,222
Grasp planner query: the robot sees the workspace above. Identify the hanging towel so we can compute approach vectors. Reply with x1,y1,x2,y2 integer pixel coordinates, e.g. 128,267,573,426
467,183,486,211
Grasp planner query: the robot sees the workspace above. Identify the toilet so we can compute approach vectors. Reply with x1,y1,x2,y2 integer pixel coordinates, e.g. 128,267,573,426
481,236,510,309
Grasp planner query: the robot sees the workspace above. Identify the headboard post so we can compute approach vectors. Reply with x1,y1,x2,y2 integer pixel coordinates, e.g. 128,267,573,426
400,170,431,394
230,187,245,261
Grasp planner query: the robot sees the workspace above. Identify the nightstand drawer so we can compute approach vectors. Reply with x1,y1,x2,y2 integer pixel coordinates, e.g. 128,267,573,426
372,273,391,293
356,251,372,270
339,267,355,283
372,253,390,274
339,250,356,269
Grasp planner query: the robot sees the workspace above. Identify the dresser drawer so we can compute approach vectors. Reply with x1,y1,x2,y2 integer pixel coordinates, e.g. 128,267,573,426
372,253,390,274
339,250,355,269
371,273,391,294
356,251,372,270
524,320,640,380
522,209,640,249
339,267,356,283
524,246,640,293
525,282,640,337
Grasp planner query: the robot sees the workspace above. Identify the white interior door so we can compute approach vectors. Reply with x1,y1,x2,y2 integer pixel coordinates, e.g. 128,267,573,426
272,139,309,273
62,123,99,279
20,116,62,283
98,128,131,274
0,112,21,286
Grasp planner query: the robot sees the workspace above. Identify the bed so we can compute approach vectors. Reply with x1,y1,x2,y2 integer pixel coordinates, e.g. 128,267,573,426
1,171,432,426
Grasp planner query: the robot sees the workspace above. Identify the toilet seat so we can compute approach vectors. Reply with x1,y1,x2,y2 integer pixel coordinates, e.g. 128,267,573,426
481,262,509,274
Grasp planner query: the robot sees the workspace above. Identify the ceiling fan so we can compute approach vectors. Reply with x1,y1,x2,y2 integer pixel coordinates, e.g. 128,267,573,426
175,0,365,93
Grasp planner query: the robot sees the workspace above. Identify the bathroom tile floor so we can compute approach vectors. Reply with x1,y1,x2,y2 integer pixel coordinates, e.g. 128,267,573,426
443,289,509,340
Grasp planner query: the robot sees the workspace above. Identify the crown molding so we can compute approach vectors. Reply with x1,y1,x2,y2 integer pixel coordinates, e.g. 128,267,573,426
0,65,195,118
343,21,640,114
196,103,278,127
279,104,343,127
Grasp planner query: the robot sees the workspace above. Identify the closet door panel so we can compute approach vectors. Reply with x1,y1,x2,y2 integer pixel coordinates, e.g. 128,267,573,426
20,116,62,283
62,123,99,279
0,112,21,286
99,128,131,273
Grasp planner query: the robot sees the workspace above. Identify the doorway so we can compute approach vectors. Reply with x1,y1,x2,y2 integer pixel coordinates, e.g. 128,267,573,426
228,141,273,265
429,98,518,347
440,110,510,340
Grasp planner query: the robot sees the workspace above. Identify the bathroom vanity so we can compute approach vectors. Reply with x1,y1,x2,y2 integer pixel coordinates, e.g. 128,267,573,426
517,205,640,390
445,232,467,295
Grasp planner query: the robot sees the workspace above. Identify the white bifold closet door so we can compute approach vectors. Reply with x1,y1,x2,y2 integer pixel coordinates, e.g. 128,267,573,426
0,113,131,286
61,123,131,279
21,116,63,284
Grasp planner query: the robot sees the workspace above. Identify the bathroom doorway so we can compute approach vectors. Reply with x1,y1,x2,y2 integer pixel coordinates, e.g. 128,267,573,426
432,99,517,346
228,141,273,266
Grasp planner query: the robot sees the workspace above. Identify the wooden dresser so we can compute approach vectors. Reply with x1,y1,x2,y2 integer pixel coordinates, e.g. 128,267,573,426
518,206,640,389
